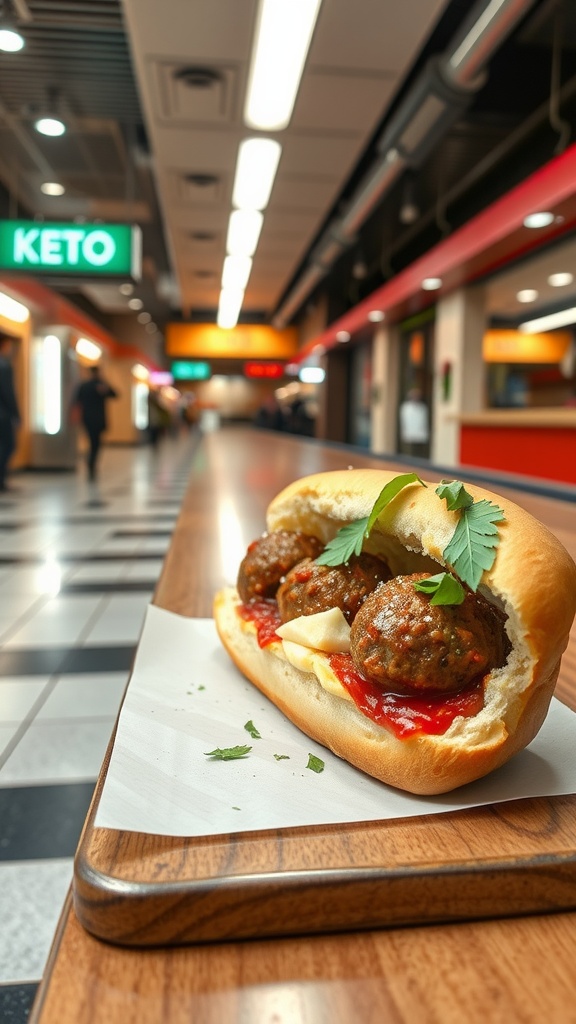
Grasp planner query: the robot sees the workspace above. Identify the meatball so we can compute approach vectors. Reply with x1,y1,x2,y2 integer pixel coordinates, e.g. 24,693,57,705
350,572,510,695
276,553,393,625
237,530,325,603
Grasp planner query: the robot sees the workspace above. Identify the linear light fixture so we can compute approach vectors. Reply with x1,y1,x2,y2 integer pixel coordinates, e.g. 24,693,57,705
232,138,282,210
244,0,323,130
222,254,253,291
0,289,29,322
217,288,245,329
226,209,263,257
519,307,576,333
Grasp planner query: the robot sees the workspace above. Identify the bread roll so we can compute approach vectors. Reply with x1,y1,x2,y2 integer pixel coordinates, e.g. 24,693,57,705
214,469,576,794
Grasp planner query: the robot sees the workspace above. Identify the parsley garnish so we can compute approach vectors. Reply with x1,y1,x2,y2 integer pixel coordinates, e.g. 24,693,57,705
436,482,505,592
435,480,474,511
244,720,261,739
413,572,465,606
315,473,426,567
274,753,290,760
306,753,325,773
204,745,252,760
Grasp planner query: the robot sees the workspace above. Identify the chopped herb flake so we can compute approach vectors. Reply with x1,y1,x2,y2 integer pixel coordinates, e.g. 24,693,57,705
244,720,261,739
306,753,325,773
273,753,290,761
204,745,252,761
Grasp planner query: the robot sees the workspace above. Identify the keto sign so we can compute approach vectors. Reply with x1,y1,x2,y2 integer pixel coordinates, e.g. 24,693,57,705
0,220,141,278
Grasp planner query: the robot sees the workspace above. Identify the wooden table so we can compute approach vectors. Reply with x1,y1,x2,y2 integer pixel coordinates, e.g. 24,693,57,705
31,427,576,1023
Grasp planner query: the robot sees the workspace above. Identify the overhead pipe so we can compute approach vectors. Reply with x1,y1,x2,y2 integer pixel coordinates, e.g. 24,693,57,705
272,0,539,329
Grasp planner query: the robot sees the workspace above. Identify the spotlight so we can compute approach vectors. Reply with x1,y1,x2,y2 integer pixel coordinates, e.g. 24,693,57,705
0,2,24,52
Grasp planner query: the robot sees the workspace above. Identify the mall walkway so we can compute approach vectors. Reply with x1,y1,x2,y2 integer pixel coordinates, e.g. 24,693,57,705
0,431,199,1023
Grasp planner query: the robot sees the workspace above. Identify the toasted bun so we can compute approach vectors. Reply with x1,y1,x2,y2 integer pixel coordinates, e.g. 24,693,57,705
214,469,576,794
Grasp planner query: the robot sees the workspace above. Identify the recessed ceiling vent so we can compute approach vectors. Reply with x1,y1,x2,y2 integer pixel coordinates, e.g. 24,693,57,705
155,60,237,124
173,66,222,90
184,173,219,188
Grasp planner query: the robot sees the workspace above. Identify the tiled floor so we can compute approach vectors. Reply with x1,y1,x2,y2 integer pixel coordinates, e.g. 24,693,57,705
0,431,198,1023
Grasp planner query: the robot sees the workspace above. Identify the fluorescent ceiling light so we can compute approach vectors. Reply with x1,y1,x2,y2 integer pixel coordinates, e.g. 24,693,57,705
75,337,102,361
523,211,554,228
128,297,143,310
34,116,66,137
421,277,442,290
222,254,252,291
516,289,538,303
0,290,29,322
244,0,323,130
519,307,576,333
299,366,325,383
217,287,244,329
548,272,573,287
40,181,65,196
368,310,385,322
232,137,282,210
0,27,24,52
226,209,263,257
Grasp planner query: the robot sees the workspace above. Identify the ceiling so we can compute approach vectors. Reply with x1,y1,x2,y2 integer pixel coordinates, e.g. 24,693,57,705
1,0,576,351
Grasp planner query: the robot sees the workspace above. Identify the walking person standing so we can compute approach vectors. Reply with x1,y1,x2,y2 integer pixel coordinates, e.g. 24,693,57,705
0,334,20,492
72,364,118,481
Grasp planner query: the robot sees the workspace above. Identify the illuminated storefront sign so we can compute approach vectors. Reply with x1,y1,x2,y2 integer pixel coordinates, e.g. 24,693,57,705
0,220,142,278
171,361,211,381
244,361,285,378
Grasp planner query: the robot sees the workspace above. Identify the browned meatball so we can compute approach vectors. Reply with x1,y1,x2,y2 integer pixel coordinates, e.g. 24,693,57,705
350,572,510,695
237,530,325,603
276,553,393,625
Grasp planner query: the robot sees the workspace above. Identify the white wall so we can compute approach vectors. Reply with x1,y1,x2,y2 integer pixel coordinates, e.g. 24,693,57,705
432,286,486,466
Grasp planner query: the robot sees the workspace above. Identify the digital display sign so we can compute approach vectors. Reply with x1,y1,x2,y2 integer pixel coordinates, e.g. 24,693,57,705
171,361,211,381
244,361,285,379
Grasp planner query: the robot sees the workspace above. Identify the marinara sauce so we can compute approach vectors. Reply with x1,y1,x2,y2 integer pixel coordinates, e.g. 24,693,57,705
237,602,484,739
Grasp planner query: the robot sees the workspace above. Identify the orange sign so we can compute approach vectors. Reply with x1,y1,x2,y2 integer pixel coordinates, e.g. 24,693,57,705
483,329,571,363
166,322,298,360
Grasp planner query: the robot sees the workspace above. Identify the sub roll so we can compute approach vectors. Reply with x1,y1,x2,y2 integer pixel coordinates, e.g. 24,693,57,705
213,469,576,794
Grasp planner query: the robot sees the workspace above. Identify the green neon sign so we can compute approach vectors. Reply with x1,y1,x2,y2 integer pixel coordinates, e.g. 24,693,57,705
0,220,142,278
171,361,211,381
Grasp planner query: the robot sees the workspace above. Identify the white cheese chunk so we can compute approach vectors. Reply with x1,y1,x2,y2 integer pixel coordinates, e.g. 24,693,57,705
276,606,351,653
280,640,352,702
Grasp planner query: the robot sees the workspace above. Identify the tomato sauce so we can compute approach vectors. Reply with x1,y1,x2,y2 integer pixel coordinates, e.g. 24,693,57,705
237,600,282,647
237,602,484,738
328,654,484,739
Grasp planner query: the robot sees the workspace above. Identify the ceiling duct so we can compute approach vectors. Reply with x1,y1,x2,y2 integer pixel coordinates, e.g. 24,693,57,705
272,0,539,328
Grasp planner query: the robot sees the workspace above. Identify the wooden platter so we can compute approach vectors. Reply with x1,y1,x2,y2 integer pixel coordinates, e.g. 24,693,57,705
72,429,576,947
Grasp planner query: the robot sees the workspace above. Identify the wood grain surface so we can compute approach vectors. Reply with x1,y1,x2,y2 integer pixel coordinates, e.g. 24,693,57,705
31,427,576,1022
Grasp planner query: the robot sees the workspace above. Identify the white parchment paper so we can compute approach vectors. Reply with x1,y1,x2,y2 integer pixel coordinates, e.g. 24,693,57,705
94,604,576,836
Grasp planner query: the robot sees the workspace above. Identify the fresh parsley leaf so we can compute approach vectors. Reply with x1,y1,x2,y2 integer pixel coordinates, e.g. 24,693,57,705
413,572,466,606
435,479,474,511
306,753,325,773
315,473,426,568
204,745,252,760
273,753,290,761
443,499,505,592
315,516,369,567
366,473,426,533
244,720,261,739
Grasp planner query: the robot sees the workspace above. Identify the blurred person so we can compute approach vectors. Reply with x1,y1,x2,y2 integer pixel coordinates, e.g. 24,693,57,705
72,364,118,481
254,393,286,431
147,387,171,447
0,334,20,492
399,387,429,457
